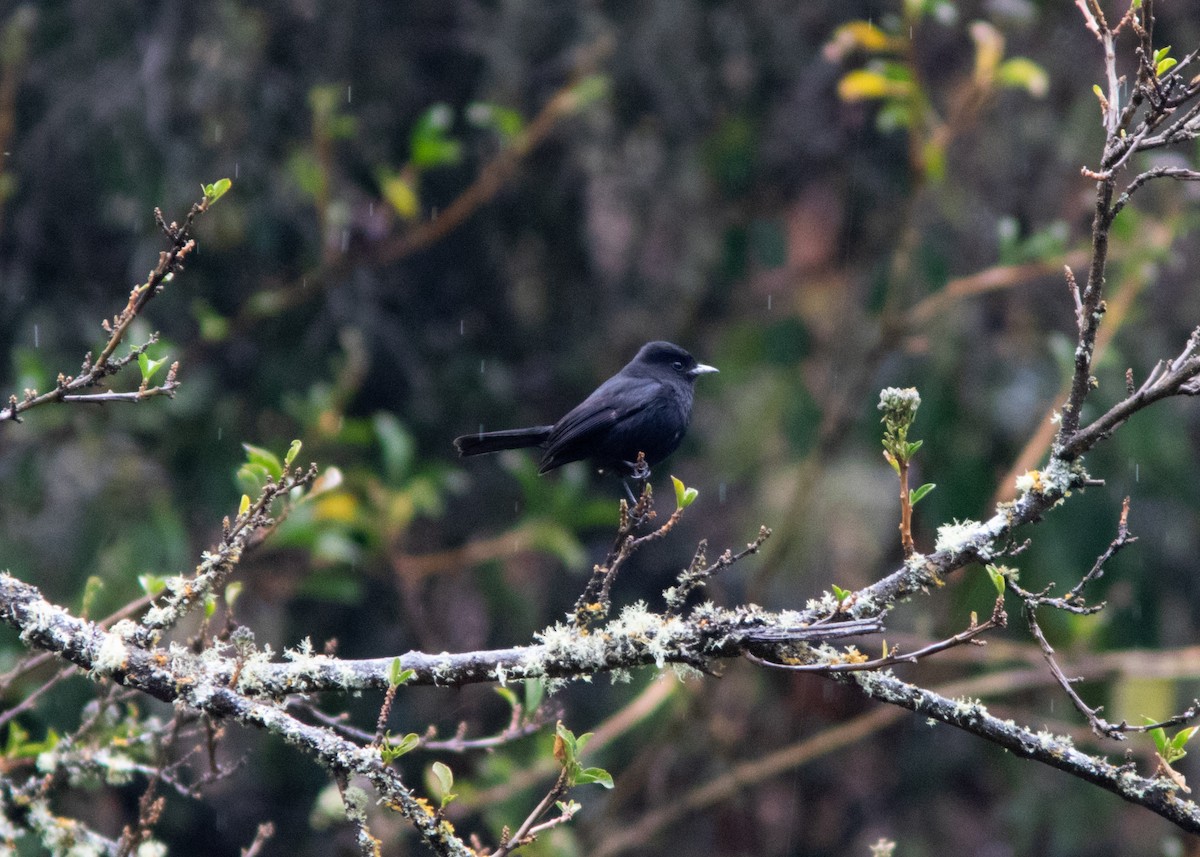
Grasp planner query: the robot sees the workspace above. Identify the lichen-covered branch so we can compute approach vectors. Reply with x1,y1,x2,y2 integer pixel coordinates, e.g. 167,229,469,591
847,669,1200,832
0,572,473,857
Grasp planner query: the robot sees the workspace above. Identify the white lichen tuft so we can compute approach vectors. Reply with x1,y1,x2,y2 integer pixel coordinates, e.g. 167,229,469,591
934,519,984,554
1014,470,1042,495
93,633,129,675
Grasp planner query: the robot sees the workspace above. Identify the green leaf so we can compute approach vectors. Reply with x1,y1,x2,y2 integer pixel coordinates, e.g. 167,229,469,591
137,352,169,384
224,581,244,611
876,102,914,133
838,69,914,101
1171,724,1200,748
203,594,217,619
574,766,614,789
910,483,936,506
831,584,851,605
1157,56,1177,76
138,574,166,597
827,21,896,56
524,678,545,714
996,57,1049,98
388,658,415,688
373,413,415,482
4,722,27,756
410,103,463,169
80,575,105,618
430,761,455,805
1147,719,1169,756
202,177,232,205
1154,46,1172,64
671,475,699,509
984,564,1007,596
465,102,525,141
554,722,580,766
905,439,923,458
380,731,421,763
378,169,420,220
192,298,230,342
494,686,519,708
238,494,251,517
242,444,284,480
524,520,586,569
236,463,271,496
4,724,59,759
284,440,302,469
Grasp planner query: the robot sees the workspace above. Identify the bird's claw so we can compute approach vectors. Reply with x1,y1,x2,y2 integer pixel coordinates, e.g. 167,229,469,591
625,458,651,482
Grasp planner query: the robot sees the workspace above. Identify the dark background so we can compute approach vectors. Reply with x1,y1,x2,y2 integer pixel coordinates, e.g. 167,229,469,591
3,1,1200,855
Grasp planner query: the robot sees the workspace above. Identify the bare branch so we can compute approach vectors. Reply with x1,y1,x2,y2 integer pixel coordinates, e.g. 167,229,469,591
0,199,209,424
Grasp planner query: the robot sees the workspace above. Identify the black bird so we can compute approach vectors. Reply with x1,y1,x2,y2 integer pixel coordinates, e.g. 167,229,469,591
454,341,717,486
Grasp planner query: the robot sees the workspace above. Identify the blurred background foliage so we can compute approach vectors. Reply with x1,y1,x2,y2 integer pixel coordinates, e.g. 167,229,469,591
3,1,1200,855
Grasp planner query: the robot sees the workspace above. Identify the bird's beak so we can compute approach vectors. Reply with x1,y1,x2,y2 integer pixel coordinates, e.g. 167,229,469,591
688,363,719,378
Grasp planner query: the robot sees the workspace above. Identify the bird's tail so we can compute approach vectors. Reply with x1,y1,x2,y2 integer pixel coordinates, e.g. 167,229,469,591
454,426,554,457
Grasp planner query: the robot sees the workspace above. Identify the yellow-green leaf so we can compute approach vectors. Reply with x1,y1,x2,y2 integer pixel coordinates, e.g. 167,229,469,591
997,57,1049,98
838,69,913,101
381,173,420,220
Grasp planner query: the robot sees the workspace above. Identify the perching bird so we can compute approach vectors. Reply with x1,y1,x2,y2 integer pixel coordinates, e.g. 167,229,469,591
454,341,717,484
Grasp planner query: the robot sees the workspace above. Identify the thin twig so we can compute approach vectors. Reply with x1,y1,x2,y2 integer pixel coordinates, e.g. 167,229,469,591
746,597,1005,674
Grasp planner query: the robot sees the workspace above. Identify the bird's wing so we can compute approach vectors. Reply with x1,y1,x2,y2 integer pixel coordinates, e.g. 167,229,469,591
538,376,659,471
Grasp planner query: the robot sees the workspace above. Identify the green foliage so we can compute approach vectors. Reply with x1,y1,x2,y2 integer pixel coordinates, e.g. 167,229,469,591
984,564,1015,596
997,58,1050,97
466,102,525,142
910,482,936,506
525,678,545,714
1147,721,1198,765
137,573,166,597
137,351,169,385
428,761,457,808
671,475,698,510
828,12,1045,183
1154,46,1177,77
553,723,613,789
201,177,232,206
388,658,415,689
79,575,104,618
4,722,59,760
997,217,1070,265
224,581,244,611
379,731,421,764
410,104,463,170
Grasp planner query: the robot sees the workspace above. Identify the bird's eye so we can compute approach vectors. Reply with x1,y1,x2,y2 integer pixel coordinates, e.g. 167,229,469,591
672,361,684,371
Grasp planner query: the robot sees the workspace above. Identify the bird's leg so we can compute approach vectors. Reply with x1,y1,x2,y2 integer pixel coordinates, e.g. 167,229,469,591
623,453,652,522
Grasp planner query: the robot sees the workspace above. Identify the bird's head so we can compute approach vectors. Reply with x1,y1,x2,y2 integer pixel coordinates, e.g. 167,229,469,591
632,341,719,382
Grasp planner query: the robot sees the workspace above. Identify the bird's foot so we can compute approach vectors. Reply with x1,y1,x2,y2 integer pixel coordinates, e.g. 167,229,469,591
626,456,651,482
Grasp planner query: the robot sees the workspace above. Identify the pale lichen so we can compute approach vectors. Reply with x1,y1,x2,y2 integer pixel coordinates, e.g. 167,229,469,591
93,633,129,676
934,519,984,554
